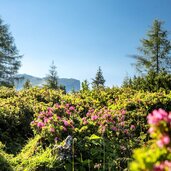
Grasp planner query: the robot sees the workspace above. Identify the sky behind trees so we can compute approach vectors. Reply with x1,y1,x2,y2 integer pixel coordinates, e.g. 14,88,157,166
0,0,171,86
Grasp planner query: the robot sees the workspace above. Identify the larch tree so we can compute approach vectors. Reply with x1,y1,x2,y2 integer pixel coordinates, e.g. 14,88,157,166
133,19,171,75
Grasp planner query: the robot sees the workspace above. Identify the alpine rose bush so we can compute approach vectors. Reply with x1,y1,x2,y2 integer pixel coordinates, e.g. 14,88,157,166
130,109,171,171
31,102,139,170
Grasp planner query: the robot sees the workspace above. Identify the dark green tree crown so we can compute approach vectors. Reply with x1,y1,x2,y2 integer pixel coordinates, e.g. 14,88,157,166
45,61,59,89
92,66,105,89
0,17,22,87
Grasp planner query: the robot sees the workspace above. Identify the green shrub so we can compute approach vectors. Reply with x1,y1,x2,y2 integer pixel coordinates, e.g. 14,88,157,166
1,86,171,170
0,142,14,171
130,109,171,170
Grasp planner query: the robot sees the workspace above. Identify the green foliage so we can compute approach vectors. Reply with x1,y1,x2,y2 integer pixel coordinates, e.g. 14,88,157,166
0,87,62,154
59,84,66,94
0,142,14,171
23,79,32,89
92,66,105,89
122,71,171,92
0,86,17,98
81,79,89,92
130,108,171,170
0,17,22,87
45,61,59,89
12,135,59,171
128,20,171,93
1,86,171,170
133,19,171,74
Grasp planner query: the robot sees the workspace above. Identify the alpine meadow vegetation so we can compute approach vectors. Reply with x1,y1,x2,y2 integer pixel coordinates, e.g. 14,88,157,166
1,86,171,170
1,17,171,171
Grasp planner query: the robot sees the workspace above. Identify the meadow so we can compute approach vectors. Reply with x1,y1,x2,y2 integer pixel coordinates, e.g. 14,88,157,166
0,86,171,170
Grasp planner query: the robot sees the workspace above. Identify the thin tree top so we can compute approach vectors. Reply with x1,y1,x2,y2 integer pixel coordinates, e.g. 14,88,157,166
133,19,171,75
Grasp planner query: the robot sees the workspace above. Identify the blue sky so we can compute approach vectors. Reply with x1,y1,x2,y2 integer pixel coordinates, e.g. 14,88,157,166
0,0,171,87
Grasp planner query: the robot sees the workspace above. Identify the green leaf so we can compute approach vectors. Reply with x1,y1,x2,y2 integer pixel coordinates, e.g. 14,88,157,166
89,134,101,140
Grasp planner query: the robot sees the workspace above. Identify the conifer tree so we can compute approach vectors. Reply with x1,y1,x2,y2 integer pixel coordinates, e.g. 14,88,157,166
59,84,66,94
81,79,89,91
45,61,59,89
23,79,32,89
92,67,105,89
0,17,21,86
133,19,171,75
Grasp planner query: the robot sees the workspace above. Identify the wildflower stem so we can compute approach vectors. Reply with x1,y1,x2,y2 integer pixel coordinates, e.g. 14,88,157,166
72,138,74,171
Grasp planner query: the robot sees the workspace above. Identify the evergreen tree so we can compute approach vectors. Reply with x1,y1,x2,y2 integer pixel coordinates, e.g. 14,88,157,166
45,61,59,89
59,84,66,94
133,19,171,75
0,17,21,86
81,79,89,91
23,79,32,89
92,67,105,89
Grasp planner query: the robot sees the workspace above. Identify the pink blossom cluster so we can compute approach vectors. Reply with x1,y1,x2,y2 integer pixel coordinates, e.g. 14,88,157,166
84,108,135,135
147,109,171,125
153,160,171,171
147,109,171,148
157,135,170,148
37,122,45,128
31,103,76,143
82,117,88,125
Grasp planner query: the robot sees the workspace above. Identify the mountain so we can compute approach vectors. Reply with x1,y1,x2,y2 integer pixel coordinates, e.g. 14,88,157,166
14,74,80,92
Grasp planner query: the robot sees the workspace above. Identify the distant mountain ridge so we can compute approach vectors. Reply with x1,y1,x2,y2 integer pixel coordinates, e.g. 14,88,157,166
14,74,80,92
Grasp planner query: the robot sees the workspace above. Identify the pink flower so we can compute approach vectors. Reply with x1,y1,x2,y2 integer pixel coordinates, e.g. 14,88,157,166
157,135,170,148
121,115,125,121
69,106,75,111
55,103,60,109
124,129,129,134
44,118,49,123
157,139,164,148
37,122,45,128
130,125,135,130
47,111,53,117
158,108,168,117
66,103,70,107
111,126,117,131
86,112,91,117
47,107,52,111
49,117,53,120
91,115,98,121
153,165,164,171
148,109,169,125
82,117,88,125
120,122,125,126
31,121,35,125
83,120,88,125
148,127,155,134
101,126,106,133
50,127,55,133
162,135,170,145
63,120,69,126
63,126,67,131
82,117,87,121
121,110,126,115
102,114,108,119
66,110,71,115
164,160,171,168
90,109,94,113
153,160,171,171
168,112,171,121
